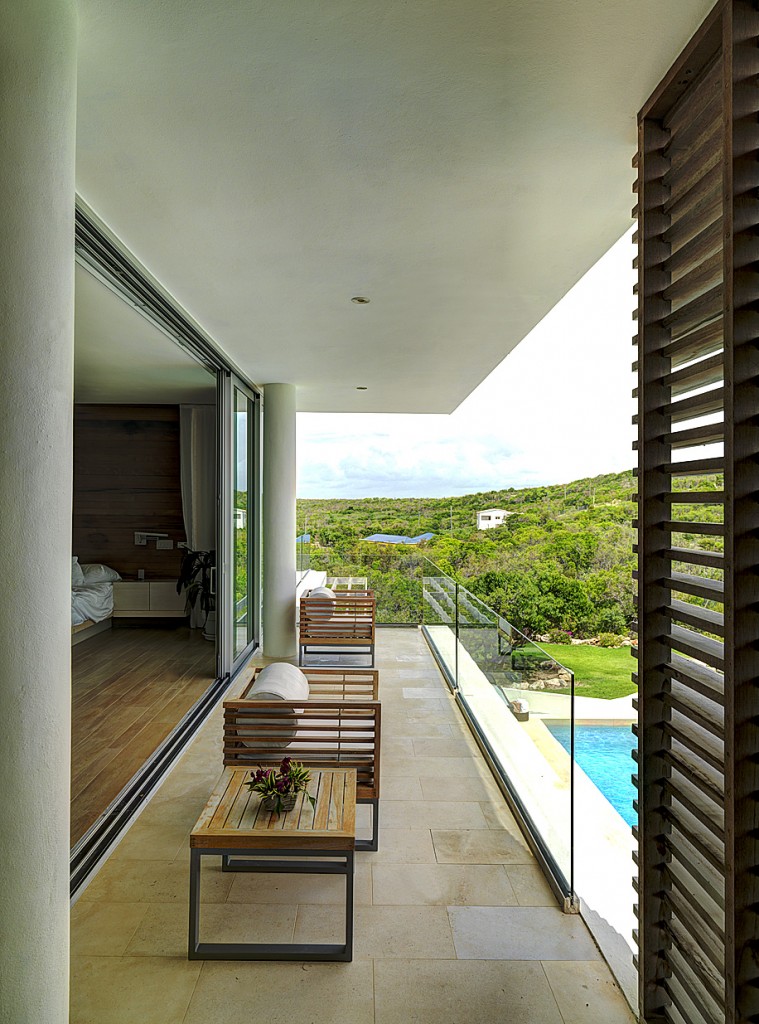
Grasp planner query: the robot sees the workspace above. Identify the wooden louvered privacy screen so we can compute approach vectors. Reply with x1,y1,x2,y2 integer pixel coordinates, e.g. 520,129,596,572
634,2,759,1021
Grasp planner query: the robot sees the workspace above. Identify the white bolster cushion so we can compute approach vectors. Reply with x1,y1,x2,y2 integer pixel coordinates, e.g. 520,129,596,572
239,664,309,751
306,586,337,622
250,661,310,701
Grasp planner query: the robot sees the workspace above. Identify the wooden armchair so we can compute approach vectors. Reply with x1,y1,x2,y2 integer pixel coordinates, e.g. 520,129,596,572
222,697,381,850
298,589,376,666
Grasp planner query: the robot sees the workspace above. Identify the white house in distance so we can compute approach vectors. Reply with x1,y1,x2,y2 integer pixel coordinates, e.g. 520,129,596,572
476,508,513,530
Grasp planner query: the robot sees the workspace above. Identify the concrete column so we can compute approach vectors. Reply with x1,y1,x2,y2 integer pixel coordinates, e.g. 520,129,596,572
0,3,77,1022
262,384,297,658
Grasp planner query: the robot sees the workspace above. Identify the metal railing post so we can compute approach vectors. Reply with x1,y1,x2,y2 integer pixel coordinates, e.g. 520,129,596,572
454,581,459,689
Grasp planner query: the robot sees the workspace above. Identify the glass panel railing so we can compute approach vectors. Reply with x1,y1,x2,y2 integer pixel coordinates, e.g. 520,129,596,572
420,556,575,899
420,552,638,973
456,584,574,893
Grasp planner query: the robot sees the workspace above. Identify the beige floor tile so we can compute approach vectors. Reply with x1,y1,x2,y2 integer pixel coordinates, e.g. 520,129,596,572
412,736,477,757
381,755,483,778
135,798,209,831
449,906,601,960
372,863,517,906
399,705,459,725
110,820,190,862
480,798,546,831
381,736,415,757
382,719,456,739
374,960,564,1024
402,687,450,700
401,698,456,713
432,827,532,864
227,861,371,906
70,955,201,1024
80,858,233,904
125,901,297,956
294,904,456,958
383,800,488,829
507,864,559,906
363,828,437,864
70,901,147,956
542,960,636,1023
377,776,424,800
394,681,449,694
419,775,500,801
182,960,375,1024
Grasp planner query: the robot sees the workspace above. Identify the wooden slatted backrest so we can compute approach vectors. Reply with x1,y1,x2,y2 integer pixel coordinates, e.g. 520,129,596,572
299,590,376,642
635,4,759,1020
243,666,379,700
222,699,381,799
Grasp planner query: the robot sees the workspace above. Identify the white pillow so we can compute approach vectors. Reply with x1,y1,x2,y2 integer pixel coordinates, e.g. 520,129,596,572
80,563,121,583
72,557,85,587
309,586,336,600
241,663,309,750
250,662,309,701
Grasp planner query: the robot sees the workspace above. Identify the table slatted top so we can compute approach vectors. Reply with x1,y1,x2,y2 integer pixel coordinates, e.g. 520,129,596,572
191,767,356,850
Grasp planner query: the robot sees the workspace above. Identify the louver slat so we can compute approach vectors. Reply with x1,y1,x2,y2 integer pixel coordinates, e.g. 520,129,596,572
631,9,759,1019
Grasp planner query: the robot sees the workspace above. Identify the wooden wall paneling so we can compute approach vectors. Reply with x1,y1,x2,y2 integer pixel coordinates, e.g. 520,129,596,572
722,3,759,1020
72,405,187,579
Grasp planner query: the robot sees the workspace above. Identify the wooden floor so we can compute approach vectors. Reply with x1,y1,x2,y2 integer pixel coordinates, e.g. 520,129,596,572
71,626,216,847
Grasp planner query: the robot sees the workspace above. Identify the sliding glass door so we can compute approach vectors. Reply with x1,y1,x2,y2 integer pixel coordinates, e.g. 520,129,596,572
223,378,260,670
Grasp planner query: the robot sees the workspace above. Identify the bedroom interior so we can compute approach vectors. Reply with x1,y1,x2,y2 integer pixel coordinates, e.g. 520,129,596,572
69,262,223,847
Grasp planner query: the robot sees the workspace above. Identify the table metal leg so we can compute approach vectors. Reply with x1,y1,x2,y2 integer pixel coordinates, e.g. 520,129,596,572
345,849,354,959
189,846,355,962
188,848,201,957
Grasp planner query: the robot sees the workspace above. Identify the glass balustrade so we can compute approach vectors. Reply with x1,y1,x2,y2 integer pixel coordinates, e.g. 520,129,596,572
420,559,575,898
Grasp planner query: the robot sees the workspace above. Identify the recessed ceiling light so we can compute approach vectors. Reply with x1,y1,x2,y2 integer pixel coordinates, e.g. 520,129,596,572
351,296,370,304
356,386,368,391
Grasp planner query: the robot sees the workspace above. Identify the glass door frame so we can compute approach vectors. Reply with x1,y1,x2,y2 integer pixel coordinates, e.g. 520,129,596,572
218,371,261,677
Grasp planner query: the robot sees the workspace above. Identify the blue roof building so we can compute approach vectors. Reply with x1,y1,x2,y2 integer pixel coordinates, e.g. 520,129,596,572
364,532,435,545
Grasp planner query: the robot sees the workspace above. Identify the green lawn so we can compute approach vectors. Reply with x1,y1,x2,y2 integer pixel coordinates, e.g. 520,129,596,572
539,643,637,700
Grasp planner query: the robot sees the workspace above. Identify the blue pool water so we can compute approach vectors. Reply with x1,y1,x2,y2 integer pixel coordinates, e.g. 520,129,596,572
547,723,638,827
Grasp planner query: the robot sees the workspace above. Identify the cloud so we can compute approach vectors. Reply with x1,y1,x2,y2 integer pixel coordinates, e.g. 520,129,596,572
297,229,636,498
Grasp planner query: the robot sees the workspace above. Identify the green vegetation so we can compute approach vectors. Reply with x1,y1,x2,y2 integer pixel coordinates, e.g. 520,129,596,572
298,468,724,637
298,470,640,636
540,643,636,700
296,468,721,699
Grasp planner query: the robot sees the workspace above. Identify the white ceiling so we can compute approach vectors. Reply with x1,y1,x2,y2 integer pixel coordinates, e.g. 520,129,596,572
74,265,216,404
75,0,714,413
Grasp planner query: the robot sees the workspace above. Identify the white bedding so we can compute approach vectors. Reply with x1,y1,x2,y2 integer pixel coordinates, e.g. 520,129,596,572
71,582,114,626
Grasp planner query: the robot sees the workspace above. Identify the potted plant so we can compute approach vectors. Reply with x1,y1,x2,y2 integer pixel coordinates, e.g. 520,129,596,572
176,549,216,640
246,757,316,814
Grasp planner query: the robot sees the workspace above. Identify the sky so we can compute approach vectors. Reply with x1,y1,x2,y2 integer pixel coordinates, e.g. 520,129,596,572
296,228,637,499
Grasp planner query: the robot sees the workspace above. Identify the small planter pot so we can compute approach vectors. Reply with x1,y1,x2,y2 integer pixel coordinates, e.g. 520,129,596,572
261,793,297,812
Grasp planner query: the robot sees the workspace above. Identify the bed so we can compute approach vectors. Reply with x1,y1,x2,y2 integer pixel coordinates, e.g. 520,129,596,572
71,558,121,640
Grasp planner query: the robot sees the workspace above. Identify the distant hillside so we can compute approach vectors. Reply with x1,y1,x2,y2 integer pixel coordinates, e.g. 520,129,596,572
297,471,639,636
298,470,635,546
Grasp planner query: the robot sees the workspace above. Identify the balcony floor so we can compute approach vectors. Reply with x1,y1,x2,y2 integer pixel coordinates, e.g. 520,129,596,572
71,628,634,1024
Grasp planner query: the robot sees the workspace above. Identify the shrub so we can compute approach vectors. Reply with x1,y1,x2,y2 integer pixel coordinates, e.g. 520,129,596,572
598,632,625,648
545,628,573,644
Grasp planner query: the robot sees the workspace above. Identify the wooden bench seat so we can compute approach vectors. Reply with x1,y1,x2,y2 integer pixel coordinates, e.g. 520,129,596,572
299,590,376,667
223,698,381,851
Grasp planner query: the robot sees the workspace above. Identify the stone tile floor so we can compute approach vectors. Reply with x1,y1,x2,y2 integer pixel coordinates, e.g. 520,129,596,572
70,628,635,1024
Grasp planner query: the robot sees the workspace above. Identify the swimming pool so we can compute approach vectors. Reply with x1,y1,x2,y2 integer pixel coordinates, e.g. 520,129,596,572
546,722,638,827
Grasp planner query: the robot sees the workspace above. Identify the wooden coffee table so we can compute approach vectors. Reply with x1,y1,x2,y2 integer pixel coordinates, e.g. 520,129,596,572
189,767,356,961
